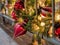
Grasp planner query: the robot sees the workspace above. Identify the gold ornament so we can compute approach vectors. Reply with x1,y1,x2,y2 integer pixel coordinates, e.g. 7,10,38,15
32,24,39,31
28,6,34,16
38,16,42,21
37,0,46,7
17,18,24,24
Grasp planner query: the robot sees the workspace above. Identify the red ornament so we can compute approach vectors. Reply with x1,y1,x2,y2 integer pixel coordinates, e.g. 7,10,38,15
11,11,18,20
41,10,46,17
55,27,60,36
42,7,52,13
14,23,26,38
14,1,24,10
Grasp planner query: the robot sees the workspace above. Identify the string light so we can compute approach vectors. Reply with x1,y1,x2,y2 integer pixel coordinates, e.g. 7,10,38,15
40,22,45,26
55,14,60,22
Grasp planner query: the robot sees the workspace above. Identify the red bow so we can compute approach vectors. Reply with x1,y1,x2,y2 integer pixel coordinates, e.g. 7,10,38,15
55,27,60,36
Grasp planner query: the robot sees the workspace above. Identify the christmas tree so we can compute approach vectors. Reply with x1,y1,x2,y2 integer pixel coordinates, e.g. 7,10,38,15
11,0,53,45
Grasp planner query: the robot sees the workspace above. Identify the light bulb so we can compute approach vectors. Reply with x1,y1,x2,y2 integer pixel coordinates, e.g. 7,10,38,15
23,8,25,11
55,14,60,21
40,22,45,26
